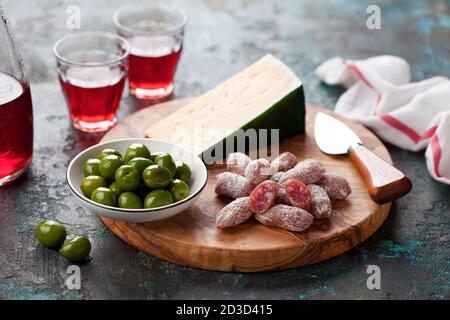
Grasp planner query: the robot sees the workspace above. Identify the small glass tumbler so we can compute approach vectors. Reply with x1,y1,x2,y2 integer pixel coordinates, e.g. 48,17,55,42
53,31,130,132
114,4,187,100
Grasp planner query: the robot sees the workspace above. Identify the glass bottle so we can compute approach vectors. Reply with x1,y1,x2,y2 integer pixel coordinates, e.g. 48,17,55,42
0,3,33,186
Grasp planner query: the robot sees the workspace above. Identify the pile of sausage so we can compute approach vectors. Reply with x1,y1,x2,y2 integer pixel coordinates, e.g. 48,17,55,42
215,152,351,232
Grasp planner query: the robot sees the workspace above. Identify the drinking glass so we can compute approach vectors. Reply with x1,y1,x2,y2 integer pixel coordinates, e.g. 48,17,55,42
114,4,187,100
53,31,130,132
0,4,33,186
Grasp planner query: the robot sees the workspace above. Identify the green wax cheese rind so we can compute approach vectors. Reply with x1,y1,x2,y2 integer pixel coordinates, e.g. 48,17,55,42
201,85,305,161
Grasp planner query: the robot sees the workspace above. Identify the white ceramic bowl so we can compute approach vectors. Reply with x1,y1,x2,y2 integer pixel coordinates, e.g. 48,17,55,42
66,138,208,223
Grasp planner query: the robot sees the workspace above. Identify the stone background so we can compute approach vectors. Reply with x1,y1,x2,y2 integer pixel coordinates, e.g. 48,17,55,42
0,0,449,299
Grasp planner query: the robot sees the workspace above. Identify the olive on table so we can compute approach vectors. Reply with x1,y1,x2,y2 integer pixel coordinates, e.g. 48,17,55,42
91,187,116,206
99,154,124,179
109,181,124,198
169,179,190,202
59,236,91,262
80,175,107,198
115,165,140,191
35,220,67,248
118,191,143,209
144,189,173,208
97,148,121,160
154,154,176,178
128,157,153,174
142,165,172,189
124,143,151,163
83,158,101,177
175,161,192,184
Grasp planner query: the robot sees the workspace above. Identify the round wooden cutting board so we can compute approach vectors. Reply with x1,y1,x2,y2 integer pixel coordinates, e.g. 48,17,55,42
100,98,391,272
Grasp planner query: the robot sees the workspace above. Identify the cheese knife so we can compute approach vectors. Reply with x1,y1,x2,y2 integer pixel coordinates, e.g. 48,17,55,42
314,112,412,204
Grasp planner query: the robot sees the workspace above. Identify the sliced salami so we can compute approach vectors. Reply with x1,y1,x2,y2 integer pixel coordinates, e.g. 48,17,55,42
249,180,279,214
216,197,252,228
255,204,314,232
226,152,251,176
270,152,297,172
308,184,332,219
282,179,311,211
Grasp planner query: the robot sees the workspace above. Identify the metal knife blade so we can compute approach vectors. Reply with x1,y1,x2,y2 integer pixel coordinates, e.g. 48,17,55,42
314,112,362,155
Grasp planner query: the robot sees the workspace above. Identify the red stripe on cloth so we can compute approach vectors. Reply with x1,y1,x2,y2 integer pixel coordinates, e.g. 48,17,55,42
344,61,382,114
345,62,375,90
379,114,437,144
380,114,421,143
422,126,438,139
342,59,448,182
373,94,382,116
430,134,449,181
431,134,443,178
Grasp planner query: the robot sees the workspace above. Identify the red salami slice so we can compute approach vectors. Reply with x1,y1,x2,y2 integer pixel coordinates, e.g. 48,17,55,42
282,179,311,211
249,180,279,214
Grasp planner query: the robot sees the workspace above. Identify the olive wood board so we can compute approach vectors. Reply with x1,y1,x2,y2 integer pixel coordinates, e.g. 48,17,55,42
100,98,391,272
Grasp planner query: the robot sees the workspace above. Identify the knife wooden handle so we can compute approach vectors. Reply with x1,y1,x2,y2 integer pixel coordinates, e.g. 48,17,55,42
348,144,412,204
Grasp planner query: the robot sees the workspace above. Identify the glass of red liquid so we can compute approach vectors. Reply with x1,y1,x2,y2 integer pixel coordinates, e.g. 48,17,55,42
114,5,187,100
0,5,33,186
53,31,130,132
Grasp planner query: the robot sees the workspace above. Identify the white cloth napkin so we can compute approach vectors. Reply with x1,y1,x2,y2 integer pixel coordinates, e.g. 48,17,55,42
315,55,450,185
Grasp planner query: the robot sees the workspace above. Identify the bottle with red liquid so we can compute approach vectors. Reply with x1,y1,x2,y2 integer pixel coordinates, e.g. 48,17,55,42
0,5,33,186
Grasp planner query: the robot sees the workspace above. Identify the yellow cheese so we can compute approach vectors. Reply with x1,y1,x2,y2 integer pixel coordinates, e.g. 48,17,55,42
145,54,305,158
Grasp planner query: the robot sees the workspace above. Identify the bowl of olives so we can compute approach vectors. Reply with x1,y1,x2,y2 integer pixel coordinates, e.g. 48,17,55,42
66,138,208,222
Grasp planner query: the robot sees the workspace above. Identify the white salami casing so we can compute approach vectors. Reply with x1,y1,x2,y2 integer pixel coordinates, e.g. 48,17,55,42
255,204,313,232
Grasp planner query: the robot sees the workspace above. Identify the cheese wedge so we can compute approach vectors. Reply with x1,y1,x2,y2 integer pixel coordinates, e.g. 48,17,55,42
145,54,305,159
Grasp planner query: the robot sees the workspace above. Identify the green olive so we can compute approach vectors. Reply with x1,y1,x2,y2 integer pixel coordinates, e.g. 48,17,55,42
97,148,121,159
142,165,172,189
83,158,101,177
35,220,67,248
91,187,116,207
115,165,140,191
124,143,151,163
59,236,91,262
118,192,143,209
150,152,167,161
175,161,192,184
168,179,190,202
127,157,153,174
80,175,107,198
99,154,124,179
144,189,173,208
154,154,176,178
109,181,124,198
